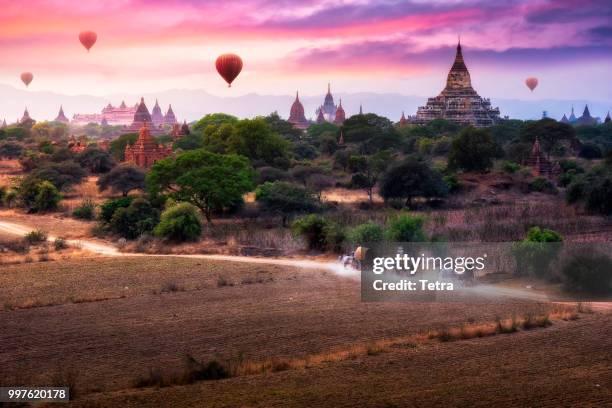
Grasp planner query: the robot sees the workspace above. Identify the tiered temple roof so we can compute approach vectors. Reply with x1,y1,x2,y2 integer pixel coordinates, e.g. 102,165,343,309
414,41,500,127
399,111,408,126
55,105,69,123
151,99,164,127
316,83,340,123
333,99,346,125
575,105,597,126
124,122,172,168
605,112,611,123
288,91,309,130
164,104,178,125
20,108,36,127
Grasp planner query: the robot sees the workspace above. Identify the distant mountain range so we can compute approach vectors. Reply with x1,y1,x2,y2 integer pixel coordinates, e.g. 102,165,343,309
1,83,610,124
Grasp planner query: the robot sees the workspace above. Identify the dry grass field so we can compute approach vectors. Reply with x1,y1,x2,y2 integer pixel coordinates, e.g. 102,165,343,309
0,257,585,400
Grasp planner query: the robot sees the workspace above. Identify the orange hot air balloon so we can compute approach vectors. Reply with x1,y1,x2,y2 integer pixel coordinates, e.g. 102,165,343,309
525,77,538,92
79,31,97,51
215,54,243,87
20,72,33,87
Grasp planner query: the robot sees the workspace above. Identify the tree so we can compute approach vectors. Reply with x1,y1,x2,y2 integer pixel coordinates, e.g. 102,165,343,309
379,156,448,207
147,149,254,223
192,113,238,134
229,118,290,167
290,165,325,186
348,151,393,206
448,127,499,172
255,181,318,226
110,198,159,239
97,164,146,196
99,196,134,223
342,113,400,153
154,202,202,242
512,227,563,279
520,118,576,159
77,146,116,173
0,142,23,159
292,142,318,160
579,143,603,159
264,112,302,142
318,133,338,155
31,161,86,191
307,122,338,140
566,166,612,215
17,177,61,212
307,174,334,200
257,166,290,184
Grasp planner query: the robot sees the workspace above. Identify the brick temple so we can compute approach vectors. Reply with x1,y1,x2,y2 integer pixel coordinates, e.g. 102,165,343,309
124,122,172,168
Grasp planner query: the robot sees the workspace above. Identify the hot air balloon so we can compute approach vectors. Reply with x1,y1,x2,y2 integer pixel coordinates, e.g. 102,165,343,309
215,54,243,87
525,77,538,92
79,31,97,52
20,72,33,87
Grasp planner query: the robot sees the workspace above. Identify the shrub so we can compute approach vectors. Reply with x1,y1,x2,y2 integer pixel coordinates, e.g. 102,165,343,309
512,227,563,278
255,181,318,226
292,214,343,252
529,177,557,194
154,203,202,242
109,198,159,239
3,189,17,208
502,161,521,174
34,180,62,212
24,229,48,245
182,355,230,383
347,222,384,245
73,199,96,220
562,252,612,296
448,127,499,172
54,238,68,251
99,196,134,223
384,213,426,242
0,185,5,206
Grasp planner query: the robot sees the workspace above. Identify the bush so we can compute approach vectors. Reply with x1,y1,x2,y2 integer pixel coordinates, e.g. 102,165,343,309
3,189,17,208
384,213,426,242
73,199,96,220
562,252,612,295
109,198,159,239
529,177,557,194
448,127,499,173
34,180,62,212
579,143,602,159
512,227,563,279
255,181,318,226
292,214,343,252
347,222,384,245
99,196,134,223
154,203,202,242
54,238,68,251
24,229,48,245
502,161,521,174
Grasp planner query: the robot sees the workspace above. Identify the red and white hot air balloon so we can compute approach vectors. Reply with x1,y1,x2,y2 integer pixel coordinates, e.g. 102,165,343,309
20,72,33,87
525,77,538,92
215,53,243,87
79,31,97,52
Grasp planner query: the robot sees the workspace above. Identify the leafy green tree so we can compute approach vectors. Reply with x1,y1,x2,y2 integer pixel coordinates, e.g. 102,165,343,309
110,198,159,239
342,113,400,153
17,178,61,212
200,122,234,153
99,196,134,223
97,164,146,196
348,151,393,205
77,146,116,173
520,118,576,159
31,161,86,191
154,202,202,242
379,156,448,207
562,252,612,295
307,122,338,140
292,142,318,160
257,166,290,184
255,181,318,226
448,127,499,172
333,149,352,171
229,118,290,167
147,149,254,223
264,112,303,142
192,113,238,134
384,213,426,242
0,142,23,159
318,133,338,155
579,143,602,159
566,166,612,215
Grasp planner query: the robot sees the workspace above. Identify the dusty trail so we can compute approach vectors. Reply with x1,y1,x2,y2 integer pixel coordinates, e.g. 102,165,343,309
0,220,358,277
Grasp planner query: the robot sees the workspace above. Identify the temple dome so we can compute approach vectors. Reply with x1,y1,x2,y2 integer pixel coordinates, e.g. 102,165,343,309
289,91,309,129
133,97,152,124
333,99,345,124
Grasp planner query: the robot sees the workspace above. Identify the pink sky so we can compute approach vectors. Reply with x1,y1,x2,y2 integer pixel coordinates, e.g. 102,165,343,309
1,0,611,99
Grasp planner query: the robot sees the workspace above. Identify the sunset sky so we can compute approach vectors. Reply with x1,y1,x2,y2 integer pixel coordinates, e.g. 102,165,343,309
1,0,611,100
